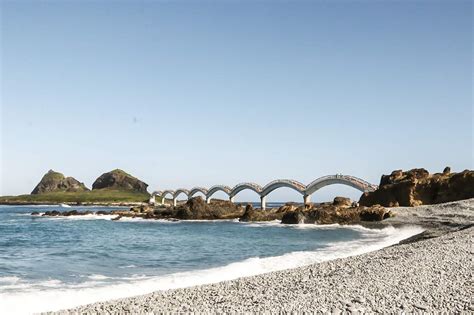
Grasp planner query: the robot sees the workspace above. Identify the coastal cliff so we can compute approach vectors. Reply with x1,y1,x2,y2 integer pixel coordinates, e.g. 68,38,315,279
359,167,474,207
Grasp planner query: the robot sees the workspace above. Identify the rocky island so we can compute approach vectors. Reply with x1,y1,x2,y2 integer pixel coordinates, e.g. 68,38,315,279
31,170,89,194
0,169,150,205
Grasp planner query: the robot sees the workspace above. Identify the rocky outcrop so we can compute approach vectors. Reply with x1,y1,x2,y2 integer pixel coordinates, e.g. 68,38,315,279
40,210,94,216
37,195,393,225
173,197,244,220
239,204,286,222
130,204,154,214
281,210,306,224
359,168,474,207
333,197,352,207
281,198,392,225
31,170,89,194
133,197,246,220
92,169,149,193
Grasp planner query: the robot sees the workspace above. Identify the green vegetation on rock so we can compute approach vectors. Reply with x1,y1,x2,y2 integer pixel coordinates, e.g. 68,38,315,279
31,169,89,194
92,169,149,193
0,168,153,205
0,190,152,205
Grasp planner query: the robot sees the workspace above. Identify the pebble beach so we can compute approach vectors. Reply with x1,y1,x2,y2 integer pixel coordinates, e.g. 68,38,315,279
50,199,474,314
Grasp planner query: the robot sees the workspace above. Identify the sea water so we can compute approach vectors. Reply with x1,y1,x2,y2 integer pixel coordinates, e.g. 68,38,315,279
0,204,423,314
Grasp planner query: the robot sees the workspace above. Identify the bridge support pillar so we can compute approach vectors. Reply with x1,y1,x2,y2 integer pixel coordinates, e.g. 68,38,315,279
173,198,177,207
229,196,235,203
303,194,311,206
260,195,267,210
149,195,155,205
161,197,165,205
206,197,211,204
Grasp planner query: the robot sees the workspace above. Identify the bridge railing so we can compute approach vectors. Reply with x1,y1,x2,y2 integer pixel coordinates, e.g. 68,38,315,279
153,174,378,201
232,182,262,191
262,179,306,193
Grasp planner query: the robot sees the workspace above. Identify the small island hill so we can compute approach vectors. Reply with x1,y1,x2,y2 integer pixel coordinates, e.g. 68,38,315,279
0,169,150,205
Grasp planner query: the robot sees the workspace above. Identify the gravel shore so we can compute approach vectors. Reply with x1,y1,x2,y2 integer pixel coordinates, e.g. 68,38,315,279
51,199,474,314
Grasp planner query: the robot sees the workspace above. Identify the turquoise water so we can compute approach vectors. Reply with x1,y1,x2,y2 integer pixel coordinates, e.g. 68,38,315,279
0,205,422,314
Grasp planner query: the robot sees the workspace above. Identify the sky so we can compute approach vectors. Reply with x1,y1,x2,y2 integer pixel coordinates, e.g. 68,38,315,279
0,0,472,202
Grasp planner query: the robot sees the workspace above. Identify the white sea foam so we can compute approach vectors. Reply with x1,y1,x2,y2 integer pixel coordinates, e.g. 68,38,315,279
0,276,21,284
0,225,423,315
119,264,137,269
41,214,118,221
86,274,111,280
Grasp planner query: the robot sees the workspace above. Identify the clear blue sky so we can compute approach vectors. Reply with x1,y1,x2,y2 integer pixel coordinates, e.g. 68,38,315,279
1,0,472,202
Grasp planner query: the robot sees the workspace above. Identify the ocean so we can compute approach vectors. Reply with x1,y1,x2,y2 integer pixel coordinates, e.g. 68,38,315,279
0,204,423,314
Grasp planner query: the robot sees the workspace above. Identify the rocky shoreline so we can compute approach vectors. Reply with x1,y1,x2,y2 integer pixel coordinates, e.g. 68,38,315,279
46,199,473,314
1,201,144,206
34,196,393,226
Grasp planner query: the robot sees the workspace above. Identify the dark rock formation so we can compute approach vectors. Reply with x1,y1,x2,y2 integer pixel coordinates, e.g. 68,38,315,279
31,170,89,194
92,169,148,193
281,197,392,225
39,210,99,217
333,196,352,207
443,167,451,175
42,210,61,216
359,168,474,207
359,205,392,221
37,195,393,225
239,204,285,222
281,210,306,224
174,197,244,220
130,204,154,213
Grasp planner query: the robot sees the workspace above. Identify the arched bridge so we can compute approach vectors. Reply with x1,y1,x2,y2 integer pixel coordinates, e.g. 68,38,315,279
150,174,378,209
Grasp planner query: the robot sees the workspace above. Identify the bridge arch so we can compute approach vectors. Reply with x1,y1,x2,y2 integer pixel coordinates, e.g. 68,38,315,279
161,190,174,199
261,179,306,197
189,187,208,198
173,189,189,199
159,190,175,205
149,191,162,204
149,174,377,210
230,183,262,198
206,185,232,203
172,189,190,207
305,175,377,196
151,191,162,197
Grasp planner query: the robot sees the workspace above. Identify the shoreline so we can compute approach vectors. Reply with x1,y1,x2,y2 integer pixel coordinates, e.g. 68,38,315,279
49,228,473,314
47,199,474,314
0,201,145,207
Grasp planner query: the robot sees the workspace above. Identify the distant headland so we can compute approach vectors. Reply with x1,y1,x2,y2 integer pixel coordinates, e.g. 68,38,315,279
0,169,150,205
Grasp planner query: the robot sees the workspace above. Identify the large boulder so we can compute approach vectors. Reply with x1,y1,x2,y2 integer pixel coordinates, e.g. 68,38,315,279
333,196,352,207
360,168,474,207
281,210,306,224
174,197,244,220
359,205,392,221
31,170,89,194
92,169,148,193
239,204,285,222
